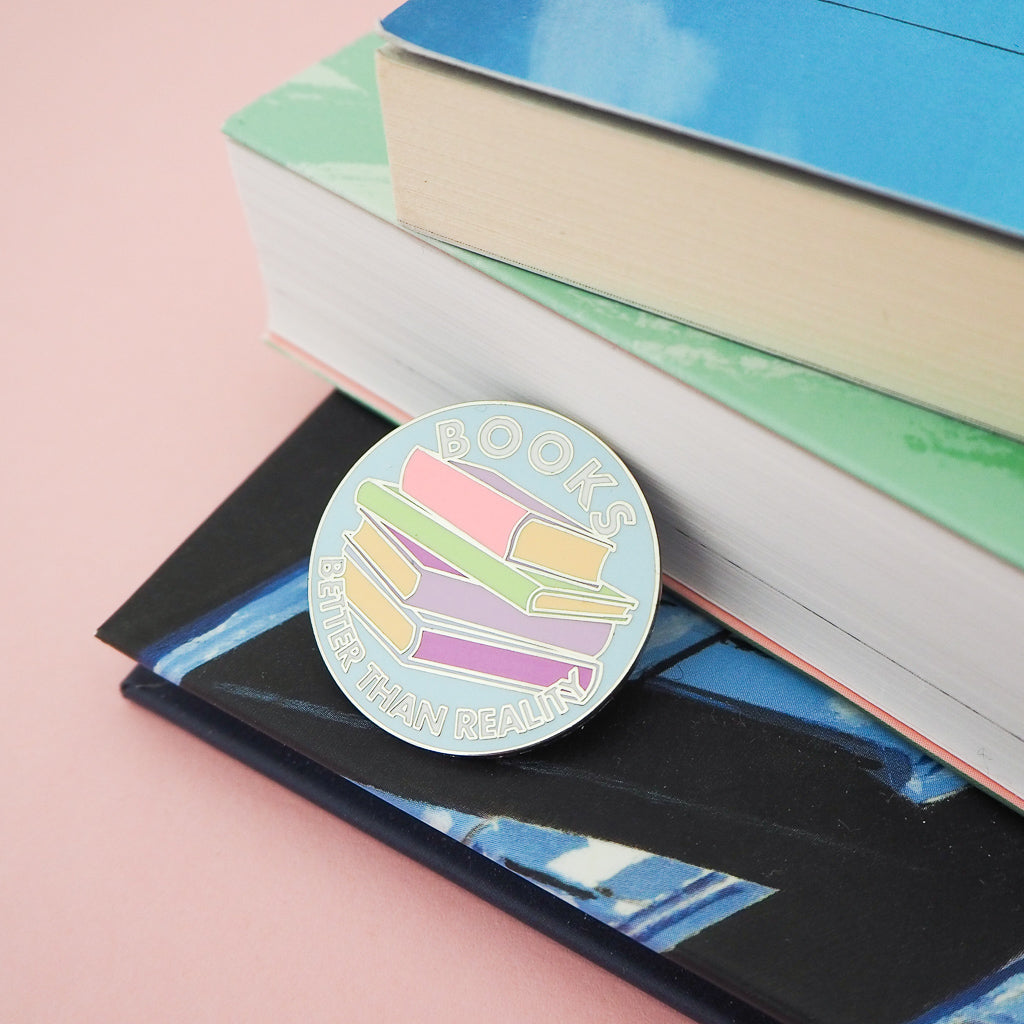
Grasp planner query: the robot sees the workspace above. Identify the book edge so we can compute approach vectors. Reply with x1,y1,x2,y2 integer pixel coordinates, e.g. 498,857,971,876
374,25,1024,243
222,122,1024,574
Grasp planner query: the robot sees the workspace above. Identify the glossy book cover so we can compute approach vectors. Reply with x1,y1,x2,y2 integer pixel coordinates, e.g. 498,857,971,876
99,392,1024,1024
379,0,1024,240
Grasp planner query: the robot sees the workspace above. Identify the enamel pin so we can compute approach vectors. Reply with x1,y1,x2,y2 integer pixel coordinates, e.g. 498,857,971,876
309,401,660,755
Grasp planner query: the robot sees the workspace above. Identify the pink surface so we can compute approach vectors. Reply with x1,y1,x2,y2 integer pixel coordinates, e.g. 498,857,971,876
1,1,691,1021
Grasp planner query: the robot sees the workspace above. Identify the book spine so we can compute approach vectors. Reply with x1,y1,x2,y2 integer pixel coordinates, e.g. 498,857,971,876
411,631,598,692
355,520,614,656
355,479,538,611
411,569,613,657
351,516,421,599
342,554,416,654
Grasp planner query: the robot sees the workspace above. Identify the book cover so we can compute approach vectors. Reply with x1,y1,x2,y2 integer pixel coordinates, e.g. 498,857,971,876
221,33,1024,582
372,18,1024,441
100,391,1024,1024
379,0,1024,240
118,666,777,1024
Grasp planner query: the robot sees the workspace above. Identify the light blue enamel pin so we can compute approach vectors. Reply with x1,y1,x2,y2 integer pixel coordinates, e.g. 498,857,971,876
309,401,660,755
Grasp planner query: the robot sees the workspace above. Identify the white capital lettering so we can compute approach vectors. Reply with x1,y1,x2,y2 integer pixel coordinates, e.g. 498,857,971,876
528,431,573,475
590,499,637,538
414,699,448,737
453,708,478,740
477,416,523,459
565,458,617,511
436,418,471,460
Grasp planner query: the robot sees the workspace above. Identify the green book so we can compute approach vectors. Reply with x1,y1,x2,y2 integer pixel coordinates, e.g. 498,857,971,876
355,480,636,622
224,33,1024,575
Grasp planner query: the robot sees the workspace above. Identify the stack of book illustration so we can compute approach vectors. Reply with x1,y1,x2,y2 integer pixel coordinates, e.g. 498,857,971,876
342,446,636,694
99,3,1024,1023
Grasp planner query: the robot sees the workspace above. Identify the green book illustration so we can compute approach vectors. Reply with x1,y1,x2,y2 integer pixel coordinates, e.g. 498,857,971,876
355,479,637,622
340,541,603,695
223,33,1024,575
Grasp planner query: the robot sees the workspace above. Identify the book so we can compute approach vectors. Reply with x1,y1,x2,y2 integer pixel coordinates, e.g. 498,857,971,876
117,667,773,1024
338,540,603,695
99,390,1024,1024
223,34,1024,808
348,514,616,656
400,446,613,585
355,478,636,620
376,0,1024,441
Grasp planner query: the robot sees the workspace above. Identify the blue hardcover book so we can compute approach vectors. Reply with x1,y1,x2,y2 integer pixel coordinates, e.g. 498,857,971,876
375,0,1024,441
99,391,1024,1024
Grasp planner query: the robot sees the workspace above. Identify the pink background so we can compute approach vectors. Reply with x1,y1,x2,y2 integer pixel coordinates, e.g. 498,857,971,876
3,0,692,1020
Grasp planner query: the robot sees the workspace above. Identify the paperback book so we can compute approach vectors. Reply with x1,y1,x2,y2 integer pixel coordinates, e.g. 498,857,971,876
99,391,1024,1024
377,0,1024,440
222,33,1024,808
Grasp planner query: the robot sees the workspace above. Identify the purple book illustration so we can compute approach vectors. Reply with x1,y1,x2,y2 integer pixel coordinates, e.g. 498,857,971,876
340,541,601,696
348,513,614,658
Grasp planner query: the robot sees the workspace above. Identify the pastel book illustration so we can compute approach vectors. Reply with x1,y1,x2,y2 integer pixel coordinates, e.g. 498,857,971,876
341,542,601,695
348,514,615,658
400,446,614,585
355,477,637,621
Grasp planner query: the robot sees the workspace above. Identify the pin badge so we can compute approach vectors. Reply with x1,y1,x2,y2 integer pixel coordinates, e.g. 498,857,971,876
309,401,660,755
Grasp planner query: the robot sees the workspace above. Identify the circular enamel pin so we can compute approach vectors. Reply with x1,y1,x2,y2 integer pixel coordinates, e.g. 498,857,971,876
309,401,660,755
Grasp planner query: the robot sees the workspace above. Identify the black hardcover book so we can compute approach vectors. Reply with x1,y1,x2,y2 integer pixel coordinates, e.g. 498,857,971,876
99,391,1024,1024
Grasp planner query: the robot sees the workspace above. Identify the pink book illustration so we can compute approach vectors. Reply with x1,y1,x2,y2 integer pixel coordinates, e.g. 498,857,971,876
400,447,613,586
355,478,637,622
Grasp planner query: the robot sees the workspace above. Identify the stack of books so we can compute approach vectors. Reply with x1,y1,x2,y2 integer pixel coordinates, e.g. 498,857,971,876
100,4,1024,1023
